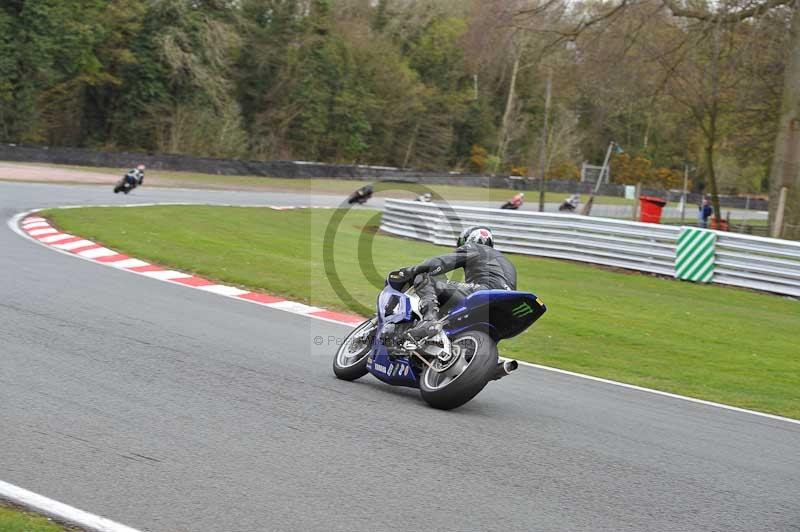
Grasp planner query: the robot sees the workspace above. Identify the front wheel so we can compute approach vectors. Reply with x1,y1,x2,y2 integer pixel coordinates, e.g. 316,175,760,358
419,331,498,410
333,319,376,381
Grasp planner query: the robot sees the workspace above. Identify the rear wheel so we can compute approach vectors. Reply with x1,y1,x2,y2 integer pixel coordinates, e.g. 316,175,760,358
419,331,497,410
333,319,376,381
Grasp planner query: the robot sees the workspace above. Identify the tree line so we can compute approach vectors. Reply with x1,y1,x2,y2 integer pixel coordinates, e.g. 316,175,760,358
1,0,797,230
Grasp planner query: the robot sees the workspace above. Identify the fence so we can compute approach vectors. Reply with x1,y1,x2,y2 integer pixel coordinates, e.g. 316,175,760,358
380,199,800,297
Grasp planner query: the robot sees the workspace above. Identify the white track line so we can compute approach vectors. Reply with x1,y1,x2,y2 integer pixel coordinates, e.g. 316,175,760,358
0,480,141,532
266,300,322,313
197,284,249,296
511,360,800,426
8,208,800,428
39,233,75,243
21,221,50,229
77,247,118,259
28,227,58,236
108,258,149,269
138,269,191,280
53,239,95,250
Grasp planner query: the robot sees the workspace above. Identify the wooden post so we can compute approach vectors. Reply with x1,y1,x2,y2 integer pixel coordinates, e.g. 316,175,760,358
772,186,789,238
537,70,552,213
680,163,689,223
581,141,615,216
632,182,641,221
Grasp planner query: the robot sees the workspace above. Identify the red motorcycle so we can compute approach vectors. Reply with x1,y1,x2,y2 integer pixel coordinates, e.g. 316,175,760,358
500,193,524,210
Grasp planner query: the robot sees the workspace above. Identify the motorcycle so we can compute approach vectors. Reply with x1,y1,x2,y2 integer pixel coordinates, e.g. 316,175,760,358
113,176,138,195
500,193,524,210
558,195,580,212
333,275,546,410
347,185,373,205
416,193,432,202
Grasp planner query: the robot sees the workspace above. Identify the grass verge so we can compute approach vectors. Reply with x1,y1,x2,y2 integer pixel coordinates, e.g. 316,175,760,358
0,503,76,531
44,205,800,419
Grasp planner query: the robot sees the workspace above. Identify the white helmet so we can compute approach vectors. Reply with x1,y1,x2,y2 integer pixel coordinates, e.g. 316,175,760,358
457,226,494,248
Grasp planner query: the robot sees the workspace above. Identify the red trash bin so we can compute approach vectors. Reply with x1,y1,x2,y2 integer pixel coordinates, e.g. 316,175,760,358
639,196,667,223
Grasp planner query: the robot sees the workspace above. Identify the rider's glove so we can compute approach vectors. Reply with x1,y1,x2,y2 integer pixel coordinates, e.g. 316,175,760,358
388,267,415,289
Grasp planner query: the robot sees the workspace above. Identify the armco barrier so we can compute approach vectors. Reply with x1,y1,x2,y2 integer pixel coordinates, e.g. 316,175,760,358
714,232,800,296
380,199,800,297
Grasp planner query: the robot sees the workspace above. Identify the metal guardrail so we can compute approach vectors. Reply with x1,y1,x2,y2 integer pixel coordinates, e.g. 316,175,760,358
380,199,800,298
714,232,800,296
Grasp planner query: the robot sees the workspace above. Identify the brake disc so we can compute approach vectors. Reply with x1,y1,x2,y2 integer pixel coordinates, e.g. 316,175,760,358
429,343,460,373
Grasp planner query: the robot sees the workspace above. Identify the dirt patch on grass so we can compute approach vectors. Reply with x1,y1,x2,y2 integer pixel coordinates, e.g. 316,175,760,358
0,162,117,184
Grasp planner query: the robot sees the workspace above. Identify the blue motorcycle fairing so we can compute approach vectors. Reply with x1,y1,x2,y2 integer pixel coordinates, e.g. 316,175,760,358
366,285,545,387
366,343,419,387
368,284,419,387
443,290,546,341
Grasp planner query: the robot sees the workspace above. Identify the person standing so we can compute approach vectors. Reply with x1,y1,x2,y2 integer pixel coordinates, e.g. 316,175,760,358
698,197,713,228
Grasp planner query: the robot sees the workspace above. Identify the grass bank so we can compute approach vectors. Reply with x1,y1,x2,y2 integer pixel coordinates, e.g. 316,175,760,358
44,205,800,419
0,503,76,531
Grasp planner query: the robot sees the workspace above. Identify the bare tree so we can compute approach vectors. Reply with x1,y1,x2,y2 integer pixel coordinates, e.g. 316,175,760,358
514,0,798,236
662,0,799,238
768,4,800,238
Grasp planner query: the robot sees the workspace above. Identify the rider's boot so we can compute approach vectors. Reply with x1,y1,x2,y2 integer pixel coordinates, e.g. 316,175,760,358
407,304,441,340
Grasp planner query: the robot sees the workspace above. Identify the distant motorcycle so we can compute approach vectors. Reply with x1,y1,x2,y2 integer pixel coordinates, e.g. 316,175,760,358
558,194,580,212
113,176,138,195
114,165,145,194
500,192,524,210
348,185,374,205
416,193,432,202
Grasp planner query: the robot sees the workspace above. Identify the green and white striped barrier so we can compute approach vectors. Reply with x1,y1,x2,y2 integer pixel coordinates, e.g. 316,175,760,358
675,227,716,282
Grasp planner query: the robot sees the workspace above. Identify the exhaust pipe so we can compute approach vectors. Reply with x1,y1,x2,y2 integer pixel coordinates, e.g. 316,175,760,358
492,359,518,380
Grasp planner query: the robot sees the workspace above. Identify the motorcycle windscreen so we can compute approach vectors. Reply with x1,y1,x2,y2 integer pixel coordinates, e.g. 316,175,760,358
446,290,546,340
376,285,411,324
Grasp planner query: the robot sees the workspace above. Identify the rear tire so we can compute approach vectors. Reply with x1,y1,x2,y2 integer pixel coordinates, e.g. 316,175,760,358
333,320,375,381
419,331,498,410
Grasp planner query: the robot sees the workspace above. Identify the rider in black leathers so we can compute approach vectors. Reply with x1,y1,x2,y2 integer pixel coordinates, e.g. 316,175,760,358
389,226,517,339
123,164,146,188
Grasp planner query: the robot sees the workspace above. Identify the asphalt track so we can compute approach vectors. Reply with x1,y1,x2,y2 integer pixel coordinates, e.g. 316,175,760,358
1,181,798,532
